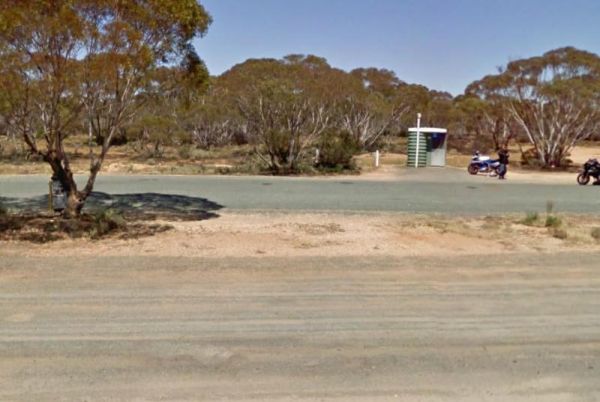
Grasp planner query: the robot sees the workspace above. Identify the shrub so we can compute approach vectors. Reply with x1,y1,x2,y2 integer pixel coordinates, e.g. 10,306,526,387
90,209,127,239
520,212,539,226
0,202,7,216
545,215,562,229
591,227,600,241
177,146,192,160
96,128,128,146
316,130,360,171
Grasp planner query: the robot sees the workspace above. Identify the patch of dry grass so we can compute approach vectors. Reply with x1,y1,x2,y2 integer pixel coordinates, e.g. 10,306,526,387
411,213,600,247
0,210,173,243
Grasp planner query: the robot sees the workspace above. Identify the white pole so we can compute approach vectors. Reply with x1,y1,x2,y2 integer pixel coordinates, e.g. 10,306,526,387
415,113,422,168
374,150,380,168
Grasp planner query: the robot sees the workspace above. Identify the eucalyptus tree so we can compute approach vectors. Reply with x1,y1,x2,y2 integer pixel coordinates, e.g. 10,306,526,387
453,94,516,151
336,95,407,149
467,47,600,167
217,56,334,174
185,95,237,149
0,0,211,216
342,68,410,148
127,61,210,157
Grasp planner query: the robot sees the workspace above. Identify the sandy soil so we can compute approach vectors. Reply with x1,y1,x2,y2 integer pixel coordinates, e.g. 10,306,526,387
2,212,600,401
3,211,600,259
569,145,600,164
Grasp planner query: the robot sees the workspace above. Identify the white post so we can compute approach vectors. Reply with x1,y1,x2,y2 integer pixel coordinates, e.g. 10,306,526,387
374,150,380,168
315,148,320,164
415,113,422,168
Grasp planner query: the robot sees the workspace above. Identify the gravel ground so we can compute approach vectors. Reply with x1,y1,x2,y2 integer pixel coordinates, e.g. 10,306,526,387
0,252,599,401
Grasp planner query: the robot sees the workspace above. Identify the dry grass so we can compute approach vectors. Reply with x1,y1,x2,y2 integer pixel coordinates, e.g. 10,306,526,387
406,213,600,247
296,223,345,235
0,209,173,243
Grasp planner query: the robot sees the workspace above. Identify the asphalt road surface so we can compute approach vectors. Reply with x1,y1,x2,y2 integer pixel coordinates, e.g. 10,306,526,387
1,170,599,214
1,253,599,401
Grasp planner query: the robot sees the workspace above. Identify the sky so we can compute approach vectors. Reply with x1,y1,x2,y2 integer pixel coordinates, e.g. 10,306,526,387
193,0,600,95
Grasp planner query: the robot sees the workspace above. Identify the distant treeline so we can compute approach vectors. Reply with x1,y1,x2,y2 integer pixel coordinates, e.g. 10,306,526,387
109,48,600,173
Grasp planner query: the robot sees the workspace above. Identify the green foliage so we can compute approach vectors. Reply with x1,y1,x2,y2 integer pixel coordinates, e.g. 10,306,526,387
520,212,539,226
543,201,562,229
316,130,359,171
467,47,600,168
90,209,127,239
452,93,514,153
216,55,445,174
545,215,562,229
233,76,329,174
0,201,7,216
0,0,212,215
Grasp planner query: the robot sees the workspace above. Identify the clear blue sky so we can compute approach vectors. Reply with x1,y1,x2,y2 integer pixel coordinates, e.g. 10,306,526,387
193,0,600,95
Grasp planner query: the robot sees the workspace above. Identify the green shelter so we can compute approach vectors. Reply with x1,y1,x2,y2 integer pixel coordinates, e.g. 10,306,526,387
407,127,448,168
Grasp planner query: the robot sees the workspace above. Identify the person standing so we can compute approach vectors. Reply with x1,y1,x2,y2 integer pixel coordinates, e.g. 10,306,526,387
497,148,510,180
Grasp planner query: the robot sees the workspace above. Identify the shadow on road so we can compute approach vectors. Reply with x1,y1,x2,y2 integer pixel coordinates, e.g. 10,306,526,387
0,192,223,221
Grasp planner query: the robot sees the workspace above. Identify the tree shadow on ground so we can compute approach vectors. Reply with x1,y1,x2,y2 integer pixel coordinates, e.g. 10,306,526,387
0,192,223,221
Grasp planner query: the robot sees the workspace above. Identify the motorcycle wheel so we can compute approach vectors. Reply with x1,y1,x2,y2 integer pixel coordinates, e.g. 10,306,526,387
577,173,590,186
468,165,479,175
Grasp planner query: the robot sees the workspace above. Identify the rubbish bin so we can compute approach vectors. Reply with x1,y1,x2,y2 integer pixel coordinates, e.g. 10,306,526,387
49,176,67,212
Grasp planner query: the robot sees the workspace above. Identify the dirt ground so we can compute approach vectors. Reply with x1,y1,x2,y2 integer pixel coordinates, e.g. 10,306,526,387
1,212,600,401
3,211,600,259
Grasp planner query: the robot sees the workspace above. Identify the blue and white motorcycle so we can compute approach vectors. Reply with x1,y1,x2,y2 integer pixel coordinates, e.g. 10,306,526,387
468,152,500,176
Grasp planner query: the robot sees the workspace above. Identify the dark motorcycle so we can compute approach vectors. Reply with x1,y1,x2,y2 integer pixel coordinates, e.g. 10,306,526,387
577,158,600,185
468,152,500,176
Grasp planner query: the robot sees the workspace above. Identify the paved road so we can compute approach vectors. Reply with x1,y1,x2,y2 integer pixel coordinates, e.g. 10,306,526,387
0,253,599,401
1,170,599,214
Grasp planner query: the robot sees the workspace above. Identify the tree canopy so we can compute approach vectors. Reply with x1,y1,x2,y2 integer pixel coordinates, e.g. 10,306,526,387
0,0,212,215
466,47,600,167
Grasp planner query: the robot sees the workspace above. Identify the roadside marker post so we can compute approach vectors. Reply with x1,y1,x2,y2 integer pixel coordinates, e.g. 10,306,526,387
415,113,422,168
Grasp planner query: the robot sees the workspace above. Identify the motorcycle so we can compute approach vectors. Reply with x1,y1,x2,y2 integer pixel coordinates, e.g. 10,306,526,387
468,152,500,176
577,158,600,185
